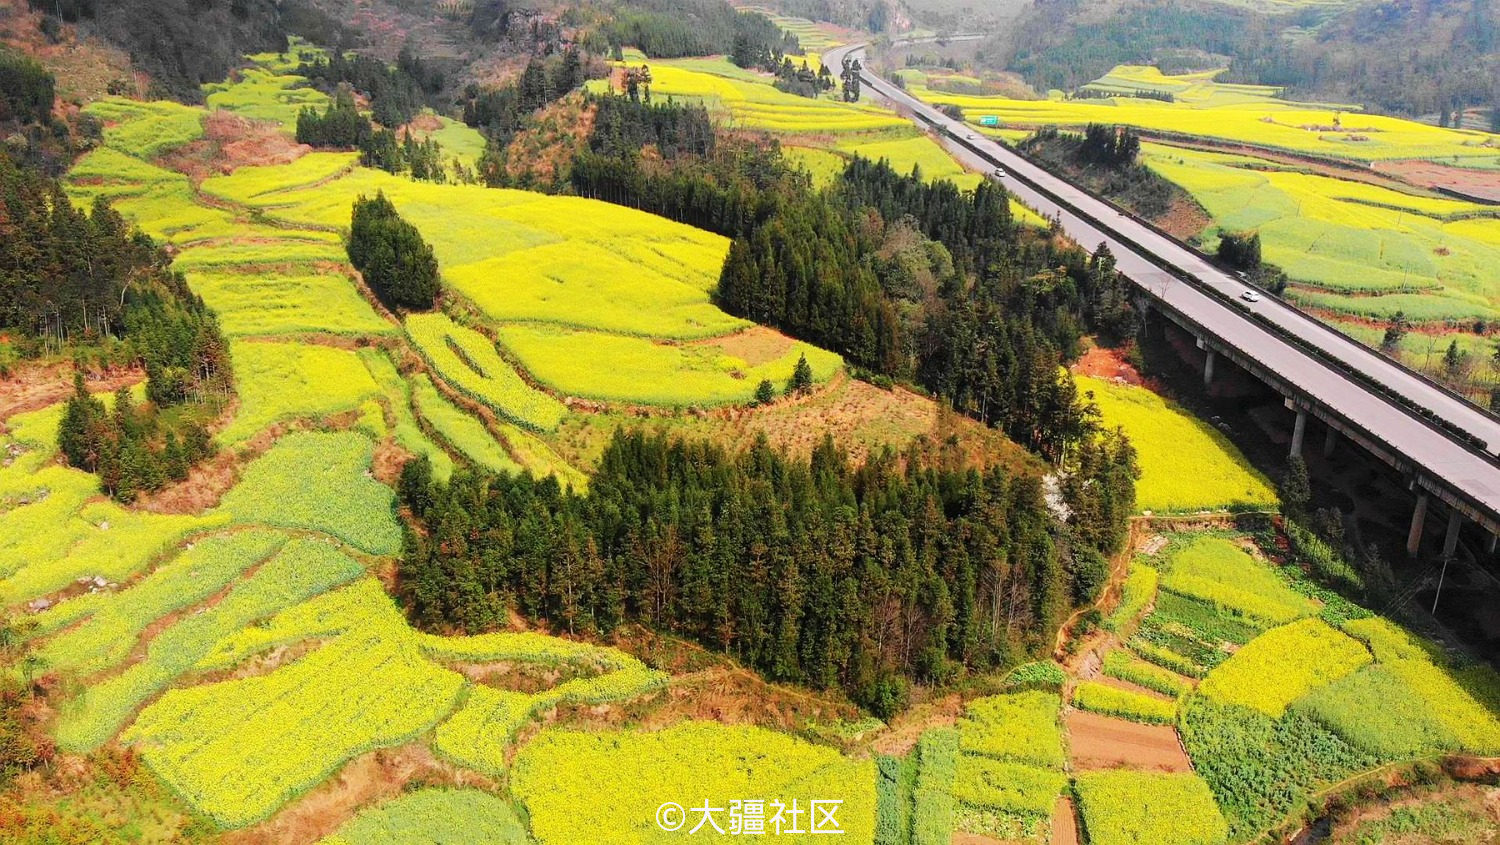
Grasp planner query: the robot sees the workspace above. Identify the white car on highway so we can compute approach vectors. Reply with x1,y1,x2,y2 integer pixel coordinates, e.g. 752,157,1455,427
1240,289,1262,303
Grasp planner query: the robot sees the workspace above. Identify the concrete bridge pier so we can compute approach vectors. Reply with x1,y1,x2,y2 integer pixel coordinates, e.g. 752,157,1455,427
1203,349,1216,387
1290,406,1308,458
1322,426,1337,459
1442,511,1463,560
1487,532,1498,555
1407,492,1429,558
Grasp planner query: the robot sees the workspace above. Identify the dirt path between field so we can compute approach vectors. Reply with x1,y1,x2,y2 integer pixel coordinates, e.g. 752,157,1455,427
1065,709,1192,773
1054,518,1151,665
1052,795,1081,845
225,744,495,845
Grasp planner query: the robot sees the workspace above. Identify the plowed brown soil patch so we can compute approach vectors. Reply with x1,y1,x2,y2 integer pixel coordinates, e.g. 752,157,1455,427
404,113,444,133
160,111,309,182
1374,160,1500,203
692,325,794,367
135,446,241,514
1072,344,1143,385
0,363,143,421
1065,709,1191,772
1156,192,1214,240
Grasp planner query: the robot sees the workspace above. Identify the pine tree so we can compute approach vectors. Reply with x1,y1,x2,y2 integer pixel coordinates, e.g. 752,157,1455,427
1442,339,1467,377
785,353,814,396
1281,455,1311,520
753,379,775,405
163,431,188,481
399,455,434,516
58,373,103,472
1381,311,1409,352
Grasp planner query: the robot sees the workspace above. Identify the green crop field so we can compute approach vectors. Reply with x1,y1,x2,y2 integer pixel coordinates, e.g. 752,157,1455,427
185,269,391,338
1290,665,1460,758
838,134,986,190
217,341,384,444
948,688,1069,839
84,97,205,157
202,40,330,128
1199,618,1374,718
956,690,1066,767
33,530,285,677
951,755,1066,819
359,347,458,483
2,357,671,830
124,619,466,827
1077,375,1278,513
216,431,402,554
1160,536,1317,626
56,537,366,753
628,59,907,134
410,374,524,475
404,112,489,171
1341,618,1500,752
1102,649,1193,697
1103,562,1159,633
405,313,569,431
203,166,745,336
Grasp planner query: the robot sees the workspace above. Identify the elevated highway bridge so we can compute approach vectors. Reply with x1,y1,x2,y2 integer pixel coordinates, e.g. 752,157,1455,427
825,42,1500,560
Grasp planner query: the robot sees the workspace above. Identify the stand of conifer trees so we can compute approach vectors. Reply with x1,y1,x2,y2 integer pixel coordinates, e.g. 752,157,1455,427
398,429,1134,717
347,192,440,311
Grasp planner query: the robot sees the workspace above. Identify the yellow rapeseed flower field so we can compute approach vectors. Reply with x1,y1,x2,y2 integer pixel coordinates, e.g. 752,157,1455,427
1077,375,1277,513
1199,618,1373,717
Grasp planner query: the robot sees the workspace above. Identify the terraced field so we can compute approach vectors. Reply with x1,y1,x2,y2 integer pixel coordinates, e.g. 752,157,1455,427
904,65,1500,166
64,48,858,493
0,377,682,836
609,54,1050,225
1141,144,1500,325
21,26,1498,845
612,54,907,134
7,48,915,839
